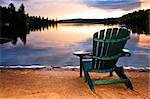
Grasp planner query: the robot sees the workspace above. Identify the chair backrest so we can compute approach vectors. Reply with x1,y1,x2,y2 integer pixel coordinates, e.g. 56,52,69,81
92,28,130,70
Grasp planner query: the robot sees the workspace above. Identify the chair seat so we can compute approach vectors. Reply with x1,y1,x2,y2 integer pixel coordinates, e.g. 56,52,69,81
83,60,115,73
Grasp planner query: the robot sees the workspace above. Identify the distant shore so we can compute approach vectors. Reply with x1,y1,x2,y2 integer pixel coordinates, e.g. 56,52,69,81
0,67,150,99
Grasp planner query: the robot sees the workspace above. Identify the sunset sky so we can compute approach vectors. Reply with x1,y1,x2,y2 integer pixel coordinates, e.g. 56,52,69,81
0,0,150,20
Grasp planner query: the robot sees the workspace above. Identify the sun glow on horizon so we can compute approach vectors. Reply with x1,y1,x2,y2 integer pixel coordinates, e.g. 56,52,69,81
59,9,130,20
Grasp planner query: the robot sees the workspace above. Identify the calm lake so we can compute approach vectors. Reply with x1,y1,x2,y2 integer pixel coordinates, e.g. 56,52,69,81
0,23,149,67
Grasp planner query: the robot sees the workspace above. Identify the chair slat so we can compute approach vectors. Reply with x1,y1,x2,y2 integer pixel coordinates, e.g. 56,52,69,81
92,79,128,84
95,29,105,69
92,32,98,68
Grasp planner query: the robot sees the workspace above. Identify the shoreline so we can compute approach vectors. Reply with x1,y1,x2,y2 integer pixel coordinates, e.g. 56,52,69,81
0,65,150,72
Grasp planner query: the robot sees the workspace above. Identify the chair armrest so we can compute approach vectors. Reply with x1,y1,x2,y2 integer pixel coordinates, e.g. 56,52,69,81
120,49,131,57
73,51,92,58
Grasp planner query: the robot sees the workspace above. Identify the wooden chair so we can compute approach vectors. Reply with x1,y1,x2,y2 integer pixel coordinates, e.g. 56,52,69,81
82,28,133,92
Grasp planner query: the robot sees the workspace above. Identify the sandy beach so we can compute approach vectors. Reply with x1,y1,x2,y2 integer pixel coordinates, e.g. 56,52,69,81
0,68,149,99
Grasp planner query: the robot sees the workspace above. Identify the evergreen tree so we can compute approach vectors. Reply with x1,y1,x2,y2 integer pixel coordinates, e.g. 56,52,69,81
8,3,15,13
18,4,25,14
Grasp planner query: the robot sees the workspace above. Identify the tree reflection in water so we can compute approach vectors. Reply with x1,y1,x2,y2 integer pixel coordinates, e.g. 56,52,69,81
0,23,58,45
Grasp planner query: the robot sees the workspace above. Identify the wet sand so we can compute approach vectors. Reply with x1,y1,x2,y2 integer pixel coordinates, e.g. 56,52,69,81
0,68,149,99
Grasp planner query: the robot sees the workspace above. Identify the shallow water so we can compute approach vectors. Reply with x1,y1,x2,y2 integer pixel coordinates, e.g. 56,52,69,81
0,23,149,67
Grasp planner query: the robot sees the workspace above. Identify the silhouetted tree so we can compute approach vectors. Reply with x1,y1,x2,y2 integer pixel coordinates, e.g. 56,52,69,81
18,4,26,27
8,3,15,12
18,4,25,13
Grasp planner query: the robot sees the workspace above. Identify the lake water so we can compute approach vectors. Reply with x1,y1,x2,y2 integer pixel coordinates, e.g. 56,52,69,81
0,23,150,67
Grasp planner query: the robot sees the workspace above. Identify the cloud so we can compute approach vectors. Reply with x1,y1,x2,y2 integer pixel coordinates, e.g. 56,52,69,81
0,0,30,5
11,0,31,2
81,0,141,11
0,0,8,5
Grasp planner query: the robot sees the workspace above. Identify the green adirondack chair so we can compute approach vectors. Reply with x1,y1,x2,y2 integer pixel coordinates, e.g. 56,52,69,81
82,28,133,92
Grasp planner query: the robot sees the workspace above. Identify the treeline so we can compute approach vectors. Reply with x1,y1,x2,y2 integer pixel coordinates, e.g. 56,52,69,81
28,16,57,31
0,3,57,30
1,3,27,27
58,18,118,24
0,3,57,45
58,9,149,34
119,9,149,34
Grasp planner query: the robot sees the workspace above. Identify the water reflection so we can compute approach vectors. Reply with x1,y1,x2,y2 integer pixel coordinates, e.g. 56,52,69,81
0,23,149,67
0,26,29,45
0,23,58,45
118,33,150,67
137,34,150,47
30,23,58,32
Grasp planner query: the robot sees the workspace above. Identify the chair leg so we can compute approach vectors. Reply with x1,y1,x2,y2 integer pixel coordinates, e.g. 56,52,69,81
83,69,87,83
115,67,133,90
110,71,113,77
85,71,94,92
